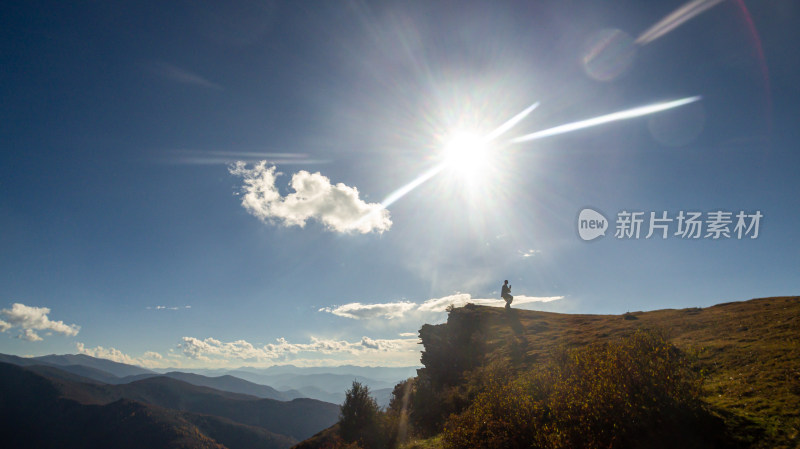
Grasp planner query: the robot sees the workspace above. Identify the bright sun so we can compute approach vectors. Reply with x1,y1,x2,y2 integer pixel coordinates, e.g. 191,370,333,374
442,130,492,178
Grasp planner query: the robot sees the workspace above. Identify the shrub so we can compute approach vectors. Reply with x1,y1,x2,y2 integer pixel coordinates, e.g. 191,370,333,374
339,381,383,448
443,330,710,449
386,378,415,445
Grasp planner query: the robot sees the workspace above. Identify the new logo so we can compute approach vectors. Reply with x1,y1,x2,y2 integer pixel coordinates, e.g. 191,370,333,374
578,208,608,241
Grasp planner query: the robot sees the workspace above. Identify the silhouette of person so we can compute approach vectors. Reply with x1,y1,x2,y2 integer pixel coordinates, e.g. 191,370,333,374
501,280,513,308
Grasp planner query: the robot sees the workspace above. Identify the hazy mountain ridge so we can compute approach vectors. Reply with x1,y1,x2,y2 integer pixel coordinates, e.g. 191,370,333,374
19,365,340,442
0,351,415,407
171,365,418,381
111,376,339,441
0,362,293,449
32,353,155,377
115,371,299,401
227,371,402,407
0,348,417,407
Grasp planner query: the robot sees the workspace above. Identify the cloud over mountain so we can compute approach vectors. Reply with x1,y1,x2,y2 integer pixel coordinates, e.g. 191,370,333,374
0,303,80,341
179,335,418,364
319,301,417,319
229,161,391,234
321,293,564,320
76,343,169,368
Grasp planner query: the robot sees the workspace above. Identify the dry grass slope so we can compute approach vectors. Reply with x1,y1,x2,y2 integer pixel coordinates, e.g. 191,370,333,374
292,296,799,449
471,296,799,448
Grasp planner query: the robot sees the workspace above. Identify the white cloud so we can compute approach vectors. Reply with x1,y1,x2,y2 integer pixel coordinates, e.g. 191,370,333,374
147,305,191,311
519,249,541,258
321,293,564,320
417,294,473,312
420,294,563,311
77,343,140,365
151,61,223,90
77,343,171,369
71,335,421,370
0,303,80,342
229,161,392,234
20,328,43,342
467,295,564,308
319,301,416,320
360,336,380,349
179,335,419,364
169,150,329,166
180,337,264,361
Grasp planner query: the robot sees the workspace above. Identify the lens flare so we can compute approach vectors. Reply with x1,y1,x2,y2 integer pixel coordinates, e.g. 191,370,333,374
442,130,491,177
370,96,700,218
380,163,445,209
510,96,701,144
378,103,540,209
636,0,727,45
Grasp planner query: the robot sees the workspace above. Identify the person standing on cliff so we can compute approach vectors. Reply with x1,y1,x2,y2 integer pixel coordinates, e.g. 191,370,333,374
501,280,513,308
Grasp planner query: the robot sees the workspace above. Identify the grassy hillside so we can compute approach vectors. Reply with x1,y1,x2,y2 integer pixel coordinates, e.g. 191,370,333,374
450,296,799,445
295,296,799,449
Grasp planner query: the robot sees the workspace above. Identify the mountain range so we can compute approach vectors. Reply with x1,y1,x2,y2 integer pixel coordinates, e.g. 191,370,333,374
0,360,335,449
0,352,418,448
0,352,417,407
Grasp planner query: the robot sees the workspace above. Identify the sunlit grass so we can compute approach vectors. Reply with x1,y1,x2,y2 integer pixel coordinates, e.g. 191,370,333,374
398,435,444,449
442,297,799,448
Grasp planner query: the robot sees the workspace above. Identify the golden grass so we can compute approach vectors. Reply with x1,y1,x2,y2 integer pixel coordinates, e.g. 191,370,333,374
397,435,443,449
465,296,799,448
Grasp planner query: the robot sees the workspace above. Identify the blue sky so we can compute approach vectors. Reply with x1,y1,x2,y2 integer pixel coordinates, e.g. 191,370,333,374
1,0,798,368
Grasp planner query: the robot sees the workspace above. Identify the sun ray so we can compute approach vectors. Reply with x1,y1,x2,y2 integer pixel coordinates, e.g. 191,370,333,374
366,96,701,221
376,102,540,210
483,102,540,142
380,163,446,209
510,96,701,144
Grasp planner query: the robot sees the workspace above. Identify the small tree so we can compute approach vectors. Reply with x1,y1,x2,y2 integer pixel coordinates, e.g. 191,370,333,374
339,380,380,447
386,378,415,445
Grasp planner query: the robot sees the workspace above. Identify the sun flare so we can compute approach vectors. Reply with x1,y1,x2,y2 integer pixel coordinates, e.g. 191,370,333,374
442,130,492,178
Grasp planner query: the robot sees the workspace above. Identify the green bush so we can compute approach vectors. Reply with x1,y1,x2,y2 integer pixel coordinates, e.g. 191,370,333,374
386,378,415,446
443,330,710,449
339,381,384,449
